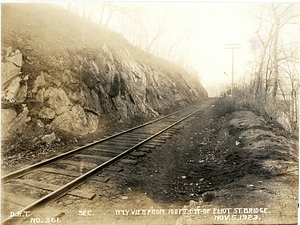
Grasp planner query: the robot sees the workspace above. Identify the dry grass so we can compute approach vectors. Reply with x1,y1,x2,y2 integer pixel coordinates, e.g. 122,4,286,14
213,89,294,136
213,97,237,116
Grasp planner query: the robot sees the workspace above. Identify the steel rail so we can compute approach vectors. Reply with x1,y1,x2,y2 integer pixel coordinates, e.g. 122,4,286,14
1,103,207,225
1,104,197,183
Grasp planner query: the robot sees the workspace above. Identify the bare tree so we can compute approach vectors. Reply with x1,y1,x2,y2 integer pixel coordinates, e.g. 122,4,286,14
98,2,106,26
246,3,300,135
252,3,299,100
270,3,281,100
145,18,177,53
82,2,99,20
64,2,199,75
104,3,115,27
277,42,299,135
253,4,275,96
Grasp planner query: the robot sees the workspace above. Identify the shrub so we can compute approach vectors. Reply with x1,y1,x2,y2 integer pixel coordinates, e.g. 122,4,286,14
213,97,238,117
214,88,296,137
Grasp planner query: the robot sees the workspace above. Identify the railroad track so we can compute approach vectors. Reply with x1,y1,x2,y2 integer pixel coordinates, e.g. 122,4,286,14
1,100,212,224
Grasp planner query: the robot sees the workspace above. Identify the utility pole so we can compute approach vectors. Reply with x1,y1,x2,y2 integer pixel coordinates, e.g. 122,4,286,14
225,43,241,96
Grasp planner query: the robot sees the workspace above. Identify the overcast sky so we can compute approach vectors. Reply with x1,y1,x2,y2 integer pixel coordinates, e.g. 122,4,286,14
171,3,257,86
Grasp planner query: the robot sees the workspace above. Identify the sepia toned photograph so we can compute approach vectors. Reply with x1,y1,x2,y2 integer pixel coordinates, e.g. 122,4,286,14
1,2,299,224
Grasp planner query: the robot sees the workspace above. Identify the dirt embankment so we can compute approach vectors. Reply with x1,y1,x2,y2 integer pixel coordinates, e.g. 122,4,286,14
43,99,298,225
175,108,298,224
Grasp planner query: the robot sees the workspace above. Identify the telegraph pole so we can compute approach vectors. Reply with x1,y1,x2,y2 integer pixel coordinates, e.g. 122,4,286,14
225,43,241,96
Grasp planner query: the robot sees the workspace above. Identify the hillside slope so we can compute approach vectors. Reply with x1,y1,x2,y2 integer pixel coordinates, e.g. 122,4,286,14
1,3,207,142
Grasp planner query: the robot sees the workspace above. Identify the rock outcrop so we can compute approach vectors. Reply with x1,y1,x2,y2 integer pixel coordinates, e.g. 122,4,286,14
1,3,208,141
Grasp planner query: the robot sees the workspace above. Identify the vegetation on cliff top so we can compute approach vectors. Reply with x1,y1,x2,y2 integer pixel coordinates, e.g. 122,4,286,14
1,3,193,80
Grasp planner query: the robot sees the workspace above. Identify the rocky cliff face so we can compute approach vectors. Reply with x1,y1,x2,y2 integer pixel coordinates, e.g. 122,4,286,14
1,3,208,142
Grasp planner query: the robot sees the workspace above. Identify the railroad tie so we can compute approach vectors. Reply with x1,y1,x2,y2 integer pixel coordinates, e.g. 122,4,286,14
91,145,128,150
16,179,96,199
156,136,170,140
39,167,110,183
139,147,151,152
87,147,122,154
130,152,146,157
151,139,166,144
74,154,137,165
143,143,160,148
59,159,97,168
106,166,124,172
105,140,139,145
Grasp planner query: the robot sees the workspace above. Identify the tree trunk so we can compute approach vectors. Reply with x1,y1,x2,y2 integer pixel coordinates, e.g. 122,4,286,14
271,3,280,100
105,9,114,28
99,3,106,26
256,31,273,97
